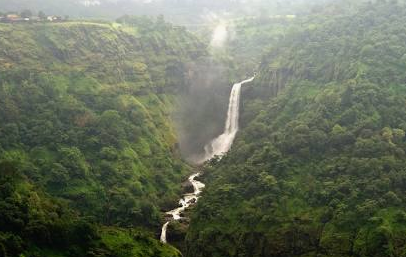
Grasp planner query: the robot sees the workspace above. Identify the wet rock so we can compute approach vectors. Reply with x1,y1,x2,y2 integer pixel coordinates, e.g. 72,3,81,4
188,198,197,204
167,221,189,253
182,181,194,194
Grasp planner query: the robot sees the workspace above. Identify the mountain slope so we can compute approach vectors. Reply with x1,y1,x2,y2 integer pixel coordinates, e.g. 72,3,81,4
186,2,406,257
0,18,205,257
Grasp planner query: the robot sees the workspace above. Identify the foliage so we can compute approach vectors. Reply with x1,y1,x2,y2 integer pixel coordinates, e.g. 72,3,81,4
0,18,205,256
186,2,406,257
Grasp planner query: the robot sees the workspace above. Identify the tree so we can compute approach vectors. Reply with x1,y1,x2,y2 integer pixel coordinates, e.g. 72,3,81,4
392,128,405,144
156,14,165,25
38,11,46,20
381,127,393,143
58,147,89,178
20,10,32,18
383,191,401,206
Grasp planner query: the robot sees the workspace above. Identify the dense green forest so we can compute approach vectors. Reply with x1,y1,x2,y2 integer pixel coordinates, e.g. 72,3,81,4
186,1,406,257
0,17,209,257
3,0,406,257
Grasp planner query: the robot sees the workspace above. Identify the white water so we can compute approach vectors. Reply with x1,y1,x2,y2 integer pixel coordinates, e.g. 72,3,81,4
202,76,255,161
160,173,205,243
160,76,254,244
160,222,170,243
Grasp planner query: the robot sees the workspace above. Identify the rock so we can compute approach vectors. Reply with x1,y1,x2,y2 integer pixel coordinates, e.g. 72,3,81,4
178,217,190,224
166,221,188,253
182,181,194,194
188,198,197,204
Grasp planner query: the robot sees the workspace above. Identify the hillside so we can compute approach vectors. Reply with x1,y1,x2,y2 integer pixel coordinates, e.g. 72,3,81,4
0,17,205,257
186,2,406,257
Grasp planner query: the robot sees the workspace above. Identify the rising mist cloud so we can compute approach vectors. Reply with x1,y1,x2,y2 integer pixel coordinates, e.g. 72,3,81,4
210,21,228,48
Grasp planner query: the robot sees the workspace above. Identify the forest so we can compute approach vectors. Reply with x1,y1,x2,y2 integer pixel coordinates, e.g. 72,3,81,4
186,1,406,257
0,17,207,257
1,0,406,257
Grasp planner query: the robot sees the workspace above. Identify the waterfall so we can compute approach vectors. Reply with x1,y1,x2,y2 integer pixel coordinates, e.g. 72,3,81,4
160,222,169,243
202,76,255,161
160,76,254,244
160,173,205,243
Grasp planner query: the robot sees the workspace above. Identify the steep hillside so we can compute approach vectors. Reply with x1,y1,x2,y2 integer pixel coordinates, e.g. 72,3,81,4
186,2,406,257
0,18,205,257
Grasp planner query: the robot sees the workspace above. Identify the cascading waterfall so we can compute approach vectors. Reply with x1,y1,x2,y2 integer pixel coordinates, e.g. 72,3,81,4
202,76,255,161
160,173,205,243
160,222,170,243
160,76,254,244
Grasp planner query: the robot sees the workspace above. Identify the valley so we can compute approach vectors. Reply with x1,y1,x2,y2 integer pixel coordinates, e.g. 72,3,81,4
1,1,406,257
160,76,255,247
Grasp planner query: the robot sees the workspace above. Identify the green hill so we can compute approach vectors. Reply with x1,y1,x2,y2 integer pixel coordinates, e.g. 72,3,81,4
186,2,406,257
0,17,206,257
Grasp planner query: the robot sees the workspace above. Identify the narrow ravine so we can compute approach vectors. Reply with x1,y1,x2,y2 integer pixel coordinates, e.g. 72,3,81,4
160,76,255,244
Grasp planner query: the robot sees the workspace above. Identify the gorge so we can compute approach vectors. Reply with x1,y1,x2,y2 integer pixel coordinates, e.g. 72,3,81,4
3,1,406,257
160,76,254,245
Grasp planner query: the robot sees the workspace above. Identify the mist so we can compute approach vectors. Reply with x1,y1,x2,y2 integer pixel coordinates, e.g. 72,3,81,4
0,0,339,21
173,55,233,162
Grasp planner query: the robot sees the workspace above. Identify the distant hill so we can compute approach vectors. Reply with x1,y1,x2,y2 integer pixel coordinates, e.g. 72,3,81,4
0,0,338,23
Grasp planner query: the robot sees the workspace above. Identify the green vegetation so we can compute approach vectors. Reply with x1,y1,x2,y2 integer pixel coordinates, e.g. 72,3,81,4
220,16,295,74
3,1,406,256
186,1,406,257
0,17,206,256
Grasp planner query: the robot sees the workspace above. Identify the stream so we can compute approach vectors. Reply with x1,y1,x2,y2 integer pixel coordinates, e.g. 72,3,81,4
160,173,205,243
160,76,255,244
